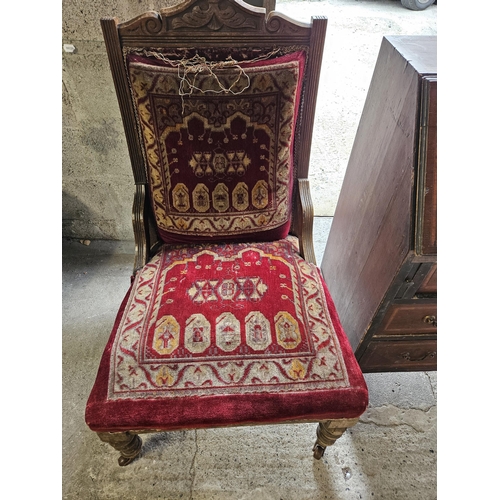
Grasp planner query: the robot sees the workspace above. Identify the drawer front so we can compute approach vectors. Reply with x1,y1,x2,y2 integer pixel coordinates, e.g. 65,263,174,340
358,340,437,372
417,264,437,294
376,302,437,336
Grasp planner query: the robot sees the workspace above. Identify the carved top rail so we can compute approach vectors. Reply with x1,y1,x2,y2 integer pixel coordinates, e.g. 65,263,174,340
115,0,312,46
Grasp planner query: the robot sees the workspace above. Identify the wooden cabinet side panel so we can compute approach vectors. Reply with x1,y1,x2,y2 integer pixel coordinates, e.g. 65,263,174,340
322,37,420,349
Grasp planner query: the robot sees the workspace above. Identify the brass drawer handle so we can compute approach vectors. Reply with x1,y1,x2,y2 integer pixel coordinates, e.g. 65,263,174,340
402,351,436,362
423,315,437,327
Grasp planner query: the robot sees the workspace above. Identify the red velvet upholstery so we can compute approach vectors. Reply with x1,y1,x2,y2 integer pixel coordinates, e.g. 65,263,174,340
86,237,368,432
127,50,306,244
87,6,369,451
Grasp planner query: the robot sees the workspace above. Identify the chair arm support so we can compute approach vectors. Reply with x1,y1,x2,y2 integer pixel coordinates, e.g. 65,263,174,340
132,184,150,274
294,178,316,265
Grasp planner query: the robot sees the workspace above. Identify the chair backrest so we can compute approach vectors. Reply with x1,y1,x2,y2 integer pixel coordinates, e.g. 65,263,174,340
101,0,327,248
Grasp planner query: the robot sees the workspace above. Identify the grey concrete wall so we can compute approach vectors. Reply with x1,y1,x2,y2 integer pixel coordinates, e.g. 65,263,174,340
62,0,437,241
62,1,182,240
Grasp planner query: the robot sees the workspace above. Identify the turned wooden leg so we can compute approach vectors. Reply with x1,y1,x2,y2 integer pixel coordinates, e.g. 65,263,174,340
312,418,359,460
97,431,143,466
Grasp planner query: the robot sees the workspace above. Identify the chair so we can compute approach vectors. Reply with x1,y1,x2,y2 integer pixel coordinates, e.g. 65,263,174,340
85,0,368,466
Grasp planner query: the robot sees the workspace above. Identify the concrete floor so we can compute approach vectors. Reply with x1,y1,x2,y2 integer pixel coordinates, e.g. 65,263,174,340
62,220,436,499
62,1,438,498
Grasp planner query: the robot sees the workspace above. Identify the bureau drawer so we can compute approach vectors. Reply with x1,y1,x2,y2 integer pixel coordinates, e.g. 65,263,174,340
358,339,437,372
417,264,437,294
375,302,437,336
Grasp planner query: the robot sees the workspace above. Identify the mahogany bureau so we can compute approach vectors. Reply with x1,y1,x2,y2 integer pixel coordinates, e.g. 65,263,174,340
321,35,437,372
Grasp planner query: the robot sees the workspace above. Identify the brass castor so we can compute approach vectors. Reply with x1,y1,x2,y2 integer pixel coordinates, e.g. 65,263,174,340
118,451,139,466
117,434,142,466
97,432,143,466
312,418,359,460
312,442,326,460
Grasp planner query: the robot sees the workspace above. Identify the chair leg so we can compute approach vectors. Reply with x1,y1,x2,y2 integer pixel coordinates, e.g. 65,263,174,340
97,431,143,466
312,418,359,460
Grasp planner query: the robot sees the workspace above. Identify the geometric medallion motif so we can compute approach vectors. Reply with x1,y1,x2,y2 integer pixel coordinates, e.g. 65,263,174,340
232,182,249,212
245,311,271,351
107,237,351,401
128,51,305,241
188,277,267,303
213,183,229,212
185,314,211,354
275,311,301,350
169,181,267,214
216,312,241,352
252,180,269,209
153,315,180,355
172,183,190,212
189,149,251,178
193,184,210,213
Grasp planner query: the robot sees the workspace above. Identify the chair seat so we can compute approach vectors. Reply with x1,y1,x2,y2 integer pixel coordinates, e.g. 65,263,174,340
85,237,368,432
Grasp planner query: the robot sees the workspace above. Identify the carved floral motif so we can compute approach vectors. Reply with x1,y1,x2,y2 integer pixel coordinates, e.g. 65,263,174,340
171,0,258,31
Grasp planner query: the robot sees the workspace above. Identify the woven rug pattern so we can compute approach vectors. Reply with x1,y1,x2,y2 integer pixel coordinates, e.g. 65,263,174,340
108,237,350,400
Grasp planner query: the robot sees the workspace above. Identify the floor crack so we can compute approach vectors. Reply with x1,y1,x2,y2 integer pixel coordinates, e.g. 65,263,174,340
189,430,198,500
425,371,437,400
360,404,436,433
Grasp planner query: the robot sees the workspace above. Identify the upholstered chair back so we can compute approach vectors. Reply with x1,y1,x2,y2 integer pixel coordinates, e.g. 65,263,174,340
127,48,305,244
101,0,327,263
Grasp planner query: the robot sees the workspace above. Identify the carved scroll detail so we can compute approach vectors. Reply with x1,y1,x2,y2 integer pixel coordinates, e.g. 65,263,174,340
144,17,163,34
120,13,163,36
171,0,257,31
266,16,300,34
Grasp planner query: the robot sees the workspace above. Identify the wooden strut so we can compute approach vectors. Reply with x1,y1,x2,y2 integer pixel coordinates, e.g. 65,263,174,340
312,418,359,460
97,432,143,466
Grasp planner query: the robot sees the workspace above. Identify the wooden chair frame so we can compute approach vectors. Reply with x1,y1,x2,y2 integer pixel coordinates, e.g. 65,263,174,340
97,0,359,465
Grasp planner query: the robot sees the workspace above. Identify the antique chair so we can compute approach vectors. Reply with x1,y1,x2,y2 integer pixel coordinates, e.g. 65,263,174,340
85,0,369,466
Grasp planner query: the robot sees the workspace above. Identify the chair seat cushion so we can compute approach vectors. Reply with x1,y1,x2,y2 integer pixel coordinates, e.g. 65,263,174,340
85,237,368,432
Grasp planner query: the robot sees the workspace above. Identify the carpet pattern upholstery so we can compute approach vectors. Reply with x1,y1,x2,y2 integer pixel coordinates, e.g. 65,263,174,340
86,237,368,432
127,51,306,244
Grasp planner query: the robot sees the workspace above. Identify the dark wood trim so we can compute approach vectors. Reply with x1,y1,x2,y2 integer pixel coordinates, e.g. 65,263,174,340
100,18,147,185
92,0,352,467
294,178,316,264
97,432,143,466
415,76,437,255
395,261,436,299
417,263,437,294
132,184,149,273
117,1,311,47
295,16,327,179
